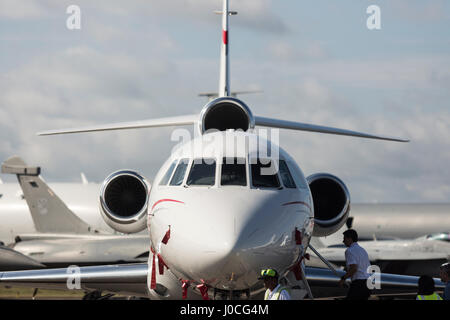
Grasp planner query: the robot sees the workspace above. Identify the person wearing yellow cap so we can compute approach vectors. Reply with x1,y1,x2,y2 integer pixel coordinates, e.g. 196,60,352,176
416,275,443,300
258,268,291,300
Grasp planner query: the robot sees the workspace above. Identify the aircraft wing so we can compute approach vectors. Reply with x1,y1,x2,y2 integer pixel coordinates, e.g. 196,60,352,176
254,116,409,142
1,263,445,298
37,114,198,136
0,246,45,271
317,247,449,262
305,267,445,291
0,263,149,297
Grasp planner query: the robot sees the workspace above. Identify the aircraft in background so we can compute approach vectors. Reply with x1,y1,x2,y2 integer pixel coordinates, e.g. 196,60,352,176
346,203,450,240
311,232,450,278
2,0,443,300
0,176,103,245
0,156,149,272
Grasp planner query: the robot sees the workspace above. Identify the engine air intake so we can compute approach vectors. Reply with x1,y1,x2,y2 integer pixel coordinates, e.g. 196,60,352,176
200,97,254,134
307,173,350,237
100,170,150,234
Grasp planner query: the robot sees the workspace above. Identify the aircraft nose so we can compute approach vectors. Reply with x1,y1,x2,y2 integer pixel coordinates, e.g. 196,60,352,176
170,196,302,290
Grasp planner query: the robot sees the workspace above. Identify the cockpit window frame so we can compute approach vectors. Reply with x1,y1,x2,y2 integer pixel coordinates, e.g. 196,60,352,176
249,158,281,189
278,159,297,189
169,158,190,186
186,158,217,187
159,159,178,186
220,157,248,187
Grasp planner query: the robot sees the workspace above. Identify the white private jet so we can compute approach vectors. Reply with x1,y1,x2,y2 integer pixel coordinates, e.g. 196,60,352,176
2,0,444,300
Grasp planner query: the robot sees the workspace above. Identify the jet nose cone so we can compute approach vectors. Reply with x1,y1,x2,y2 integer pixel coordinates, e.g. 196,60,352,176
171,198,301,290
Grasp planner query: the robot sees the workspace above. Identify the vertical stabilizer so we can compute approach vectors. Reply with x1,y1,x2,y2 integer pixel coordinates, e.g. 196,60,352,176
218,0,237,97
1,156,99,234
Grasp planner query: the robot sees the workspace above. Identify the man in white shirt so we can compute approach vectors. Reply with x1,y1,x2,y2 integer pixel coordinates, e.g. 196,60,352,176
439,262,450,300
258,268,291,300
338,229,372,300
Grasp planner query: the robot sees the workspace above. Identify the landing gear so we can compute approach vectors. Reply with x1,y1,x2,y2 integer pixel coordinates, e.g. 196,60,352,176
82,290,115,300
32,288,38,300
213,288,250,300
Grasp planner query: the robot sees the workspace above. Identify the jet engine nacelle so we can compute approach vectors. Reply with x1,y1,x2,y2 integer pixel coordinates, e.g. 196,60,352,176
199,97,255,134
100,170,150,234
307,173,350,237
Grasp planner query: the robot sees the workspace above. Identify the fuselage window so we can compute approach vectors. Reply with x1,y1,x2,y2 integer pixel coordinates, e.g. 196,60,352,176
221,158,247,186
159,160,177,185
251,159,280,188
187,158,216,186
279,160,296,188
169,158,189,186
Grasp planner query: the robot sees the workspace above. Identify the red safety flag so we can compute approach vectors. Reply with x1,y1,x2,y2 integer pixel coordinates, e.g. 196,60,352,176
196,283,210,300
181,280,190,300
295,227,302,245
150,252,157,289
162,226,171,245
290,261,303,281
157,254,169,275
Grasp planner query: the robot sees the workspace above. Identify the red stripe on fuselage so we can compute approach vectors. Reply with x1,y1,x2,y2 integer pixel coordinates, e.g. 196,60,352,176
282,201,312,212
152,199,184,211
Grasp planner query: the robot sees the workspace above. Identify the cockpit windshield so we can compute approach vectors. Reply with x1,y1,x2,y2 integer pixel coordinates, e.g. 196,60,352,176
221,158,246,186
278,160,296,188
250,159,280,188
162,157,298,190
169,158,189,186
159,160,177,185
187,158,216,186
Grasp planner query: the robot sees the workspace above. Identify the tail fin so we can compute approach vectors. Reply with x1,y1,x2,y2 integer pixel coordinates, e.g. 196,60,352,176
1,156,99,234
217,0,237,97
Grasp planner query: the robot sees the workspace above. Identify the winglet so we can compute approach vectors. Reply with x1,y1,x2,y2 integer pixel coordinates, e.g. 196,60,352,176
1,156,40,176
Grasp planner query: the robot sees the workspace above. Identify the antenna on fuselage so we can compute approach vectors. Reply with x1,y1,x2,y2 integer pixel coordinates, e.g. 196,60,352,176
216,0,237,97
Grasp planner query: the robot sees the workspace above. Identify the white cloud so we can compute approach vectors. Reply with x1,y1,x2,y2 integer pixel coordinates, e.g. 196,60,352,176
390,0,448,23
267,41,328,61
0,0,48,19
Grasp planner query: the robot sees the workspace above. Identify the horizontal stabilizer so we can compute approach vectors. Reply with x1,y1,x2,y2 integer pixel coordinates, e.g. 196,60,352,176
1,156,40,176
37,114,198,136
198,90,262,98
255,116,409,142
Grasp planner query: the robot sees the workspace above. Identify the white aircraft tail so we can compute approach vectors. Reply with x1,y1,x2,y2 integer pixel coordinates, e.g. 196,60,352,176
1,156,99,235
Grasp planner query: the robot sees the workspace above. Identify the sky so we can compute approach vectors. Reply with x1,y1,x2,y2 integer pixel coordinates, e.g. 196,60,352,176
0,0,449,203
